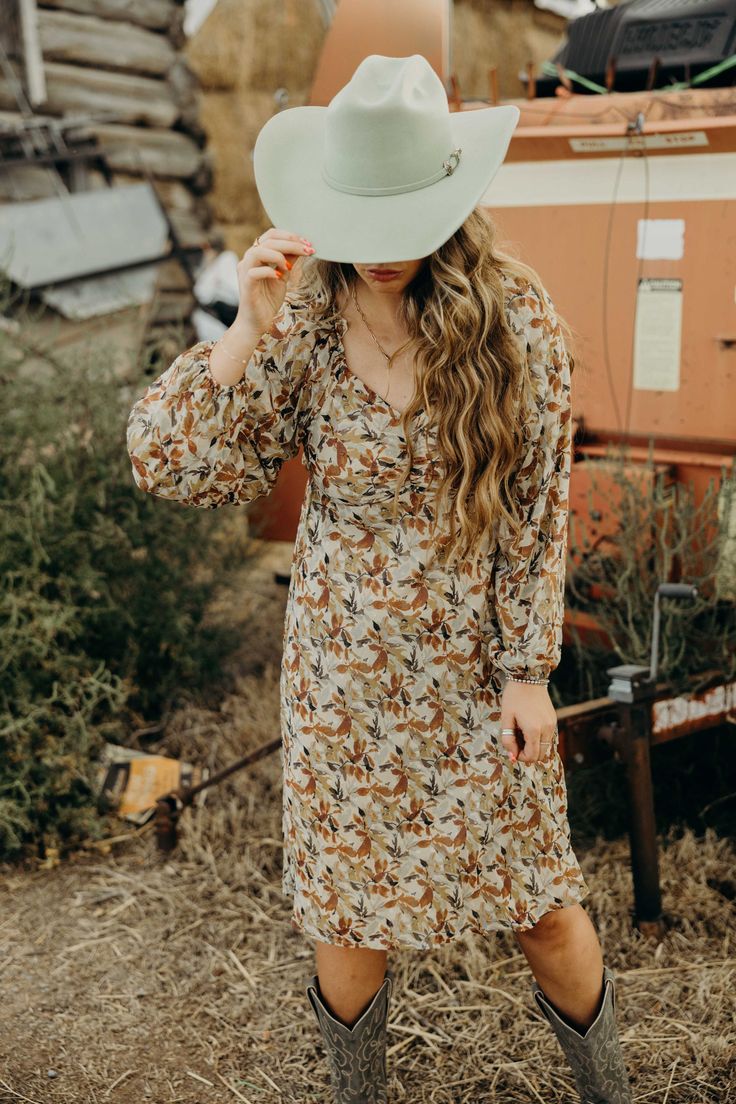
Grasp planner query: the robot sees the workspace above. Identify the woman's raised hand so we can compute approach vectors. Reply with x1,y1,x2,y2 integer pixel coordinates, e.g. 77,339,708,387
235,228,315,338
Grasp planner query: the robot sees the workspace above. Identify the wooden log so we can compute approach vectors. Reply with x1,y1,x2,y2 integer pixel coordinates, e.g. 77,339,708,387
167,56,202,134
76,121,206,179
168,206,210,250
167,53,199,104
112,171,196,212
0,107,65,126
0,62,180,128
167,3,185,50
0,111,205,179
19,0,48,108
37,0,177,32
38,9,176,76
185,153,213,197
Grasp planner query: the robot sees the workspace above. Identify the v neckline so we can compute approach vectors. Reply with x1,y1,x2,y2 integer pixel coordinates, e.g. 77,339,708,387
331,315,426,426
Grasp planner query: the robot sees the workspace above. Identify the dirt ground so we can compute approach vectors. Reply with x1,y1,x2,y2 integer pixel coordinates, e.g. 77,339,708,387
1,540,734,1104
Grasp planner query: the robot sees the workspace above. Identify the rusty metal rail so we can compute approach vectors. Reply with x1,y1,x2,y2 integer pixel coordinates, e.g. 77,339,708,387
153,737,281,852
558,664,735,936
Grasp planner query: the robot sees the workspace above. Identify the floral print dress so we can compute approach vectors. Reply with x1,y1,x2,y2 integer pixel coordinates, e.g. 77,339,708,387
126,271,590,950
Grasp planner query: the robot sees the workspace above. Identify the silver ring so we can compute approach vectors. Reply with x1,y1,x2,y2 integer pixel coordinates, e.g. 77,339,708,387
501,728,515,735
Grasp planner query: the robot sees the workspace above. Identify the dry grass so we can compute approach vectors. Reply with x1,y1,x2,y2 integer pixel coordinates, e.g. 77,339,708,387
1,540,734,1104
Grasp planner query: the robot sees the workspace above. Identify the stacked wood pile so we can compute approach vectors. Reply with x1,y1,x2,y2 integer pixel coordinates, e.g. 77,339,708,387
0,0,217,346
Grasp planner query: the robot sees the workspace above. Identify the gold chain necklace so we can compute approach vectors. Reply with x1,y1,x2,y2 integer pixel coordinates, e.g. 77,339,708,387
350,281,414,400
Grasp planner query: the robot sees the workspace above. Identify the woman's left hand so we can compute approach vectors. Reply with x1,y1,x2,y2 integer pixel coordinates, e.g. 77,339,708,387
499,680,558,765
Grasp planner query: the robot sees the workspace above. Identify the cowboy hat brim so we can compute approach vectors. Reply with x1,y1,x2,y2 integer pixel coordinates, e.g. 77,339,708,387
252,103,520,264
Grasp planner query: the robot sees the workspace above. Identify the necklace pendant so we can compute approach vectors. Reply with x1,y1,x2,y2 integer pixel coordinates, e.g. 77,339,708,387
350,281,411,365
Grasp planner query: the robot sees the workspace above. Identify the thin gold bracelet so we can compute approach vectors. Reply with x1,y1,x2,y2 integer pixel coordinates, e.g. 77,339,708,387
214,337,251,365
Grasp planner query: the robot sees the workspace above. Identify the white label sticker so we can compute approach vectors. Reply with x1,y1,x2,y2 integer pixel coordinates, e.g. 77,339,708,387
569,131,709,153
633,278,682,392
637,218,685,260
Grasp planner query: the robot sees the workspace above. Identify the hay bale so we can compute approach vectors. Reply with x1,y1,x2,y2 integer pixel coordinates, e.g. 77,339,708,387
199,88,274,225
452,0,568,101
185,0,322,91
185,0,324,244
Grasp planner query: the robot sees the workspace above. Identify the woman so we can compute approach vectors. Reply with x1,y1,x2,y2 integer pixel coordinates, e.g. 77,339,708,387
127,55,632,1104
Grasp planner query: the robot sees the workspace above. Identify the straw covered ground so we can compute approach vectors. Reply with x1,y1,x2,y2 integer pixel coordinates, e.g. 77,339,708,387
1,540,734,1104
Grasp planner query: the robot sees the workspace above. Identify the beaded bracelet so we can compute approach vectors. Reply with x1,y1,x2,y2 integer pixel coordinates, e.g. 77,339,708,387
506,674,549,686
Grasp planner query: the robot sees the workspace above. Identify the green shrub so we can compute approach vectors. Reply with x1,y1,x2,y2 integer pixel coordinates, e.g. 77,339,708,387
559,450,736,840
562,449,736,702
0,303,249,862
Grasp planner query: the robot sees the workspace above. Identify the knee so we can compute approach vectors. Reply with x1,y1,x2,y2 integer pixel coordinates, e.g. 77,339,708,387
516,905,576,945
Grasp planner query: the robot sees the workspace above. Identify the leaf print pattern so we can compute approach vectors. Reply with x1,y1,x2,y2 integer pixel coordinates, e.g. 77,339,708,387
126,273,590,950
126,293,320,507
488,284,574,682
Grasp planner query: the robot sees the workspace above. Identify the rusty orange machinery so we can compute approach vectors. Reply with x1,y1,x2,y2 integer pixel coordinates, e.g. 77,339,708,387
486,90,736,653
248,88,736,654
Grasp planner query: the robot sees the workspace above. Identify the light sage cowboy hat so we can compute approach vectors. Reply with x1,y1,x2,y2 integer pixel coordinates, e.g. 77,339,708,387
252,53,520,264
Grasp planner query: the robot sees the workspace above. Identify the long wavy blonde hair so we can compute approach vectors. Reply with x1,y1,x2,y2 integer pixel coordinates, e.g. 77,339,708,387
292,206,579,571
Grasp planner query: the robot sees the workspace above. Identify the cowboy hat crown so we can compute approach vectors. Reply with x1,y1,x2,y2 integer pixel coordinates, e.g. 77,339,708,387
322,54,463,196
253,53,520,263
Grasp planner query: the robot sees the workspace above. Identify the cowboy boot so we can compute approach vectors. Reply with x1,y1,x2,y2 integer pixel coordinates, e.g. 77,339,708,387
305,969,394,1104
531,964,633,1104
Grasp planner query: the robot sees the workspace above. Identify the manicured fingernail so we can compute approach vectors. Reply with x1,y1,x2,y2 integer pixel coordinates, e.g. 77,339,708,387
274,270,282,278
285,260,292,270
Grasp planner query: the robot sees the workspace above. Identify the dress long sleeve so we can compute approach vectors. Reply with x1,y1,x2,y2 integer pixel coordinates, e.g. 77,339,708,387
489,287,573,683
126,294,317,508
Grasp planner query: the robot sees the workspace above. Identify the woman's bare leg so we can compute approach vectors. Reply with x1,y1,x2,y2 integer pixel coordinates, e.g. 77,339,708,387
514,903,605,1032
314,940,389,1027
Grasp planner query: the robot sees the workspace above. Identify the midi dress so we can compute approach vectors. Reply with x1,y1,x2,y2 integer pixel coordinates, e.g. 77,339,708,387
126,270,590,951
